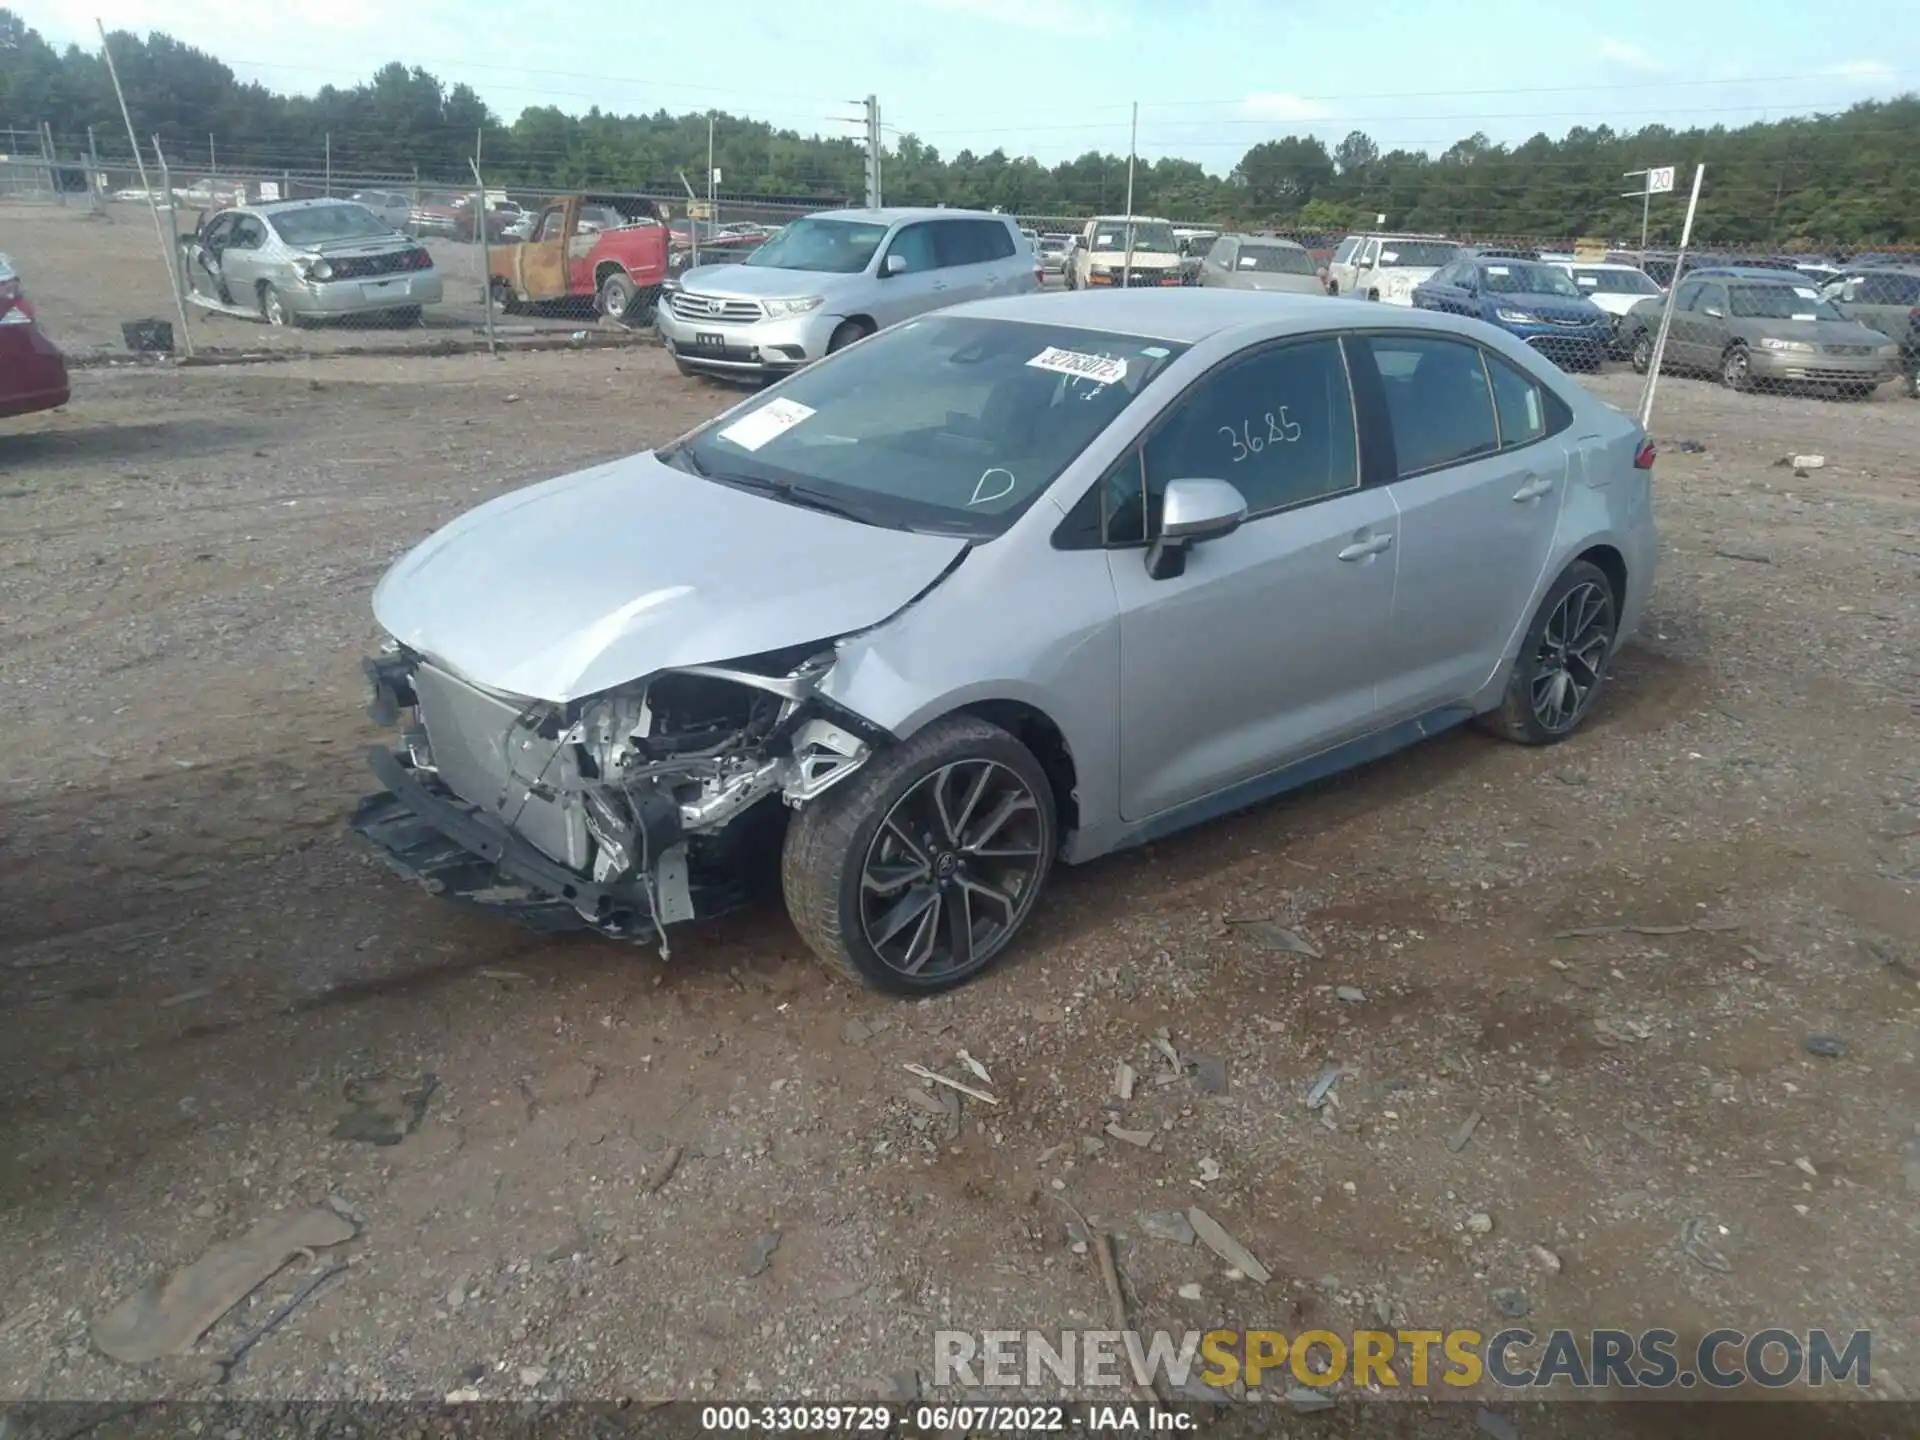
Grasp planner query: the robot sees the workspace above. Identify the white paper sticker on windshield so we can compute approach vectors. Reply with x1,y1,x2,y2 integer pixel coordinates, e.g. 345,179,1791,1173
717,397,814,452
1793,286,1818,299
1487,265,1510,276
1791,312,1815,322
1028,346,1127,386
1576,274,1598,286
1379,250,1399,263
1141,346,1170,358
1239,255,1259,267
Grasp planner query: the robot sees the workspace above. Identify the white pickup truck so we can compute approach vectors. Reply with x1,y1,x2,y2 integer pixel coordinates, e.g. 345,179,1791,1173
1067,215,1183,290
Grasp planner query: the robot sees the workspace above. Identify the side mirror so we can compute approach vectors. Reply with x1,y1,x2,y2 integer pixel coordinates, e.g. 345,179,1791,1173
1703,306,1724,318
883,253,907,277
1145,478,1248,581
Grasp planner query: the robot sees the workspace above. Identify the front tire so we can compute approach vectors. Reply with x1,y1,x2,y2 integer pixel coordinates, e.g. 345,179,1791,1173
1479,561,1620,747
1630,329,1653,374
1721,344,1752,392
259,284,293,328
827,319,873,354
782,715,1056,994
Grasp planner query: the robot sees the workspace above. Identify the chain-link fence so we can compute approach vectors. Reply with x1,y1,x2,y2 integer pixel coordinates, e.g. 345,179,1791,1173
2,155,840,359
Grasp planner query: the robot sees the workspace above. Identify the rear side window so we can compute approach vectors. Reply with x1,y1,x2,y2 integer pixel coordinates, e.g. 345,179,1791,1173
1856,272,1920,305
1360,335,1499,477
1333,237,1358,264
1483,352,1557,449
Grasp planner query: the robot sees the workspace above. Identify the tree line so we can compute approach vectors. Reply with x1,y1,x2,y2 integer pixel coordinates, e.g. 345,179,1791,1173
3,9,1916,244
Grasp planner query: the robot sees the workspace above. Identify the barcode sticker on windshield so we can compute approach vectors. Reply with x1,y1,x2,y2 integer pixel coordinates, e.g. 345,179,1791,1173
1791,313,1815,322
717,397,814,452
1794,287,1818,299
1576,275,1598,285
1487,265,1510,276
1028,347,1127,386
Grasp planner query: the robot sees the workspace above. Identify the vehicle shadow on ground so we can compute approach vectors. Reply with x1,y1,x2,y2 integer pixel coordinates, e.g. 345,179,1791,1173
0,418,266,468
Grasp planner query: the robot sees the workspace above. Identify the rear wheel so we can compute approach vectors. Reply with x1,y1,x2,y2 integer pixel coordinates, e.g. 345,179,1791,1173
1629,329,1653,374
1479,561,1620,747
596,269,635,319
259,284,292,328
782,715,1056,994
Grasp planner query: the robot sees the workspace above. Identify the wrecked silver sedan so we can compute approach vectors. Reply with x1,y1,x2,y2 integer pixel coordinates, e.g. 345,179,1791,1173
354,292,1655,992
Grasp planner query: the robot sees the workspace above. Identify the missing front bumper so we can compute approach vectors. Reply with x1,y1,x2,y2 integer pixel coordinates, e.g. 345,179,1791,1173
349,746,661,941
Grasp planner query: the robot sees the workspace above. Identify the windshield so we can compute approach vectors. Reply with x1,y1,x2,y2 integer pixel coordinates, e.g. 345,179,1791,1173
1375,241,1457,268
1569,267,1659,296
1092,221,1178,254
664,316,1187,537
743,217,889,273
1236,244,1316,276
269,204,394,245
1730,285,1845,321
1039,237,1066,254
1481,262,1580,296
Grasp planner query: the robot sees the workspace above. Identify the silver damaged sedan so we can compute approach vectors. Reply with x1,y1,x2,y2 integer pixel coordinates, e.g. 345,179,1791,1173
354,291,1659,993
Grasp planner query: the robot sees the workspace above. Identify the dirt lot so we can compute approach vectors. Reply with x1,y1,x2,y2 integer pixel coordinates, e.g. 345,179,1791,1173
1,344,1916,1428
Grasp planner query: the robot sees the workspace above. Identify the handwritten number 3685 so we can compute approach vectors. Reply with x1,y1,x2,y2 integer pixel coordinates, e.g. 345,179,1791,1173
1220,409,1302,463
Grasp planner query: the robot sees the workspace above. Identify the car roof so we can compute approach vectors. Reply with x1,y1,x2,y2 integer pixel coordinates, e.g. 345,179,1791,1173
943,289,1489,345
1220,233,1308,248
1840,263,1920,276
807,206,1013,224
1347,232,1451,241
1553,260,1645,270
249,197,370,215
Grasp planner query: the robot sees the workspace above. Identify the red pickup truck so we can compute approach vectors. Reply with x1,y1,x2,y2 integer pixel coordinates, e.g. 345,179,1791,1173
487,194,669,321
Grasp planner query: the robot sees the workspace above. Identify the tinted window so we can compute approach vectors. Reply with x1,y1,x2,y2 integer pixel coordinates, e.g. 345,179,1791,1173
1484,353,1549,448
1363,335,1499,476
229,216,267,248
1138,339,1358,526
1729,285,1842,321
1332,237,1358,264
1696,283,1729,314
887,222,940,273
1672,279,1704,311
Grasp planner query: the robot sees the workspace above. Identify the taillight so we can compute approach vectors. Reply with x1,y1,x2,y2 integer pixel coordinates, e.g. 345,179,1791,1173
0,275,29,325
411,248,433,270
1633,439,1656,470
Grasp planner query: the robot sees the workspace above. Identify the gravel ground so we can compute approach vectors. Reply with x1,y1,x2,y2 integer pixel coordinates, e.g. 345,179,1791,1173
0,346,1916,1427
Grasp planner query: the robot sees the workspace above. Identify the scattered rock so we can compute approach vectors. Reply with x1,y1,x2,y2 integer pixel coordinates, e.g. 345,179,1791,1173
1680,1216,1731,1273
92,1207,357,1363
1114,1061,1137,1101
1305,1065,1342,1110
519,1366,549,1387
841,1018,874,1045
445,1387,483,1403
1334,986,1366,1004
445,1281,467,1311
1466,1212,1494,1236
1793,1156,1818,1178
1187,1207,1270,1283
743,1232,781,1278
1105,1123,1155,1148
1080,1136,1106,1156
1190,1054,1229,1095
1177,1283,1203,1301
1285,1386,1337,1412
903,1087,949,1118
1530,1245,1562,1274
1231,920,1321,958
1140,1210,1197,1246
1447,1110,1483,1154
159,987,214,1008
331,1072,437,1147
1803,1034,1846,1059
1025,1002,1067,1023
1197,1157,1223,1183
1491,1288,1530,1319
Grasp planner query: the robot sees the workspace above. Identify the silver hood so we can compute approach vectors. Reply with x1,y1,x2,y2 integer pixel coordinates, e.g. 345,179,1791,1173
672,263,873,301
371,452,969,703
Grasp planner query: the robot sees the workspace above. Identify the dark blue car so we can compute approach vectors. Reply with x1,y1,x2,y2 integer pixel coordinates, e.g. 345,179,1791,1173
1412,256,1612,369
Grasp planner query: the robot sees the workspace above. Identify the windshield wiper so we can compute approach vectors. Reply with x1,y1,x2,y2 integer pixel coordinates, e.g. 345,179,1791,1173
712,471,878,524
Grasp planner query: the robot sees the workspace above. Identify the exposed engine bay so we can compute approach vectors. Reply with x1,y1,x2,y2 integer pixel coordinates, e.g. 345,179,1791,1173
356,640,876,951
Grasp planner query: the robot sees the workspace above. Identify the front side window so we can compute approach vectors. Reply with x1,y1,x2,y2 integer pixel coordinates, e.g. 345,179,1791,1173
1361,335,1499,477
1332,237,1358,264
1483,352,1551,449
663,316,1186,538
536,208,568,242
886,222,941,273
743,217,889,274
1672,279,1704,312
1696,283,1729,315
1135,338,1359,530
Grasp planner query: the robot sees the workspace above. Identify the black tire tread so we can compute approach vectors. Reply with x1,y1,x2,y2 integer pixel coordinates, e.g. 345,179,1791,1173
1478,559,1617,747
781,713,1053,992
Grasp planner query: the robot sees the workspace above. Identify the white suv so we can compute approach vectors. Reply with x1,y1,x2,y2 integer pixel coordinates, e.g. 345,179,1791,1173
1326,233,1460,305
658,207,1041,382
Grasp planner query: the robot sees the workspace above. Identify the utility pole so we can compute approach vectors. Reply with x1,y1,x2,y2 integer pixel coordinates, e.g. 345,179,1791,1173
1121,102,1138,288
97,21,194,355
706,111,718,233
833,96,882,209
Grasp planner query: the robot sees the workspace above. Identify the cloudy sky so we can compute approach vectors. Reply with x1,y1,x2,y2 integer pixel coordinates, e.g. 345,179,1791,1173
26,0,1919,170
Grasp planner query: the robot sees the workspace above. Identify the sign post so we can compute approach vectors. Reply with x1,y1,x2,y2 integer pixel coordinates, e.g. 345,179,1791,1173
1622,164,1675,259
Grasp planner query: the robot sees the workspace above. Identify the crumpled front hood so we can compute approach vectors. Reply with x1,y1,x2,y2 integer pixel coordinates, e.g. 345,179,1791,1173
372,453,969,703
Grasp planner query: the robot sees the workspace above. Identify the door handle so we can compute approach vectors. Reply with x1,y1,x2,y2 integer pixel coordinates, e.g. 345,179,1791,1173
1337,532,1393,561
1511,475,1554,502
